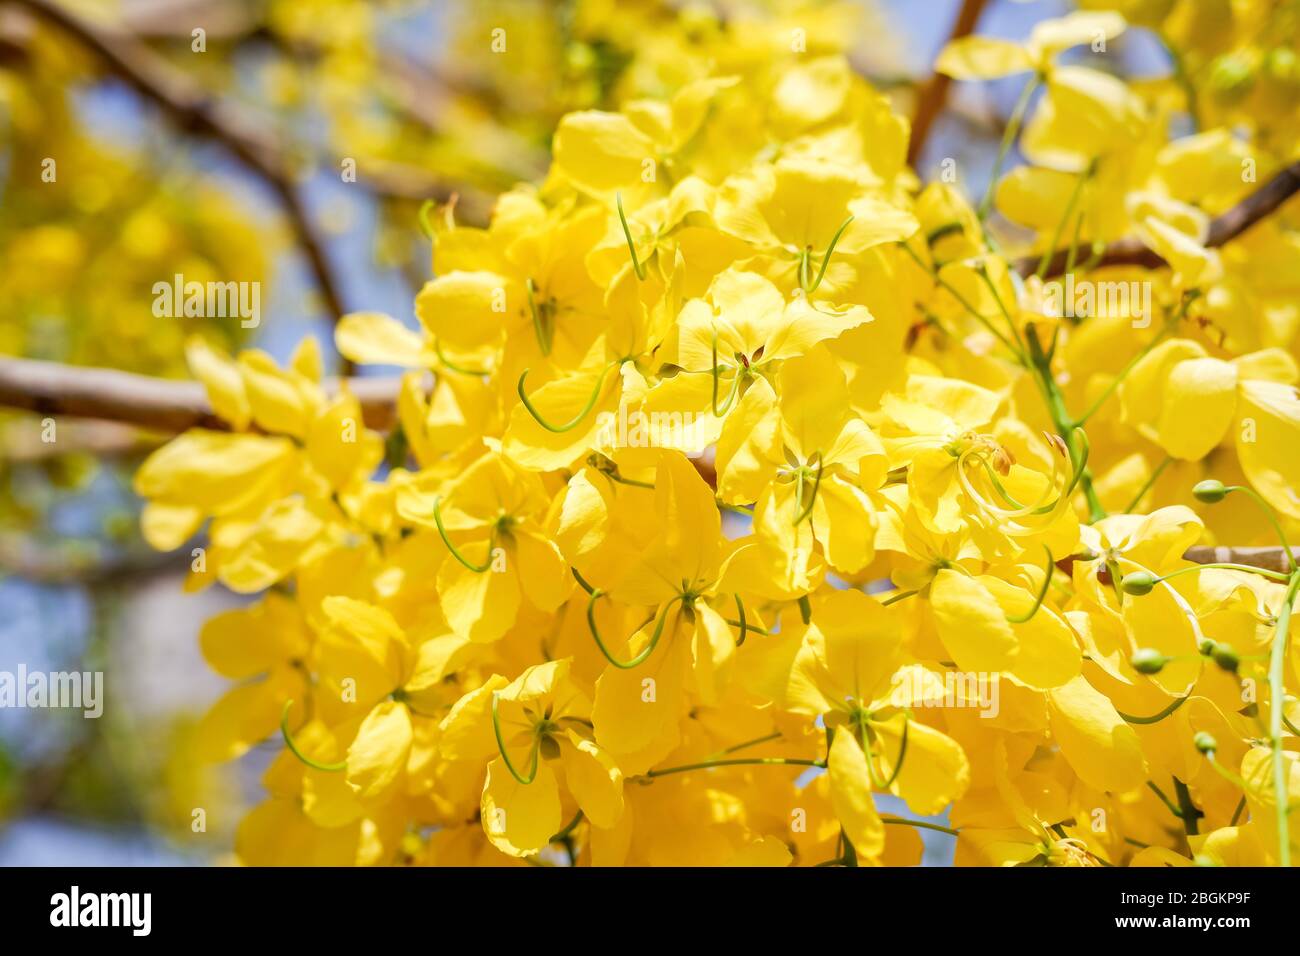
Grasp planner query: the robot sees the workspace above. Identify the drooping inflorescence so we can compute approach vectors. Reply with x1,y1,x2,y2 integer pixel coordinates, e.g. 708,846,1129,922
134,8,1300,867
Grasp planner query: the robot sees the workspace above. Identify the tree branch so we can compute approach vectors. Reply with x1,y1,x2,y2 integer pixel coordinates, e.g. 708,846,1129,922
8,0,353,334
6,0,495,377
0,355,401,433
2,355,1295,570
906,0,988,167
1183,546,1300,576
1015,159,1300,278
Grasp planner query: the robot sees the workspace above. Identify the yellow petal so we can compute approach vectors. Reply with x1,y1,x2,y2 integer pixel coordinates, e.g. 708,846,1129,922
828,730,885,862
238,350,314,439
936,36,1034,80
1237,379,1300,519
134,430,296,516
929,569,1018,673
1047,675,1148,793
875,714,970,816
437,675,509,761
437,551,521,643
346,700,413,800
186,336,249,429
553,110,657,196
560,730,624,829
481,758,562,857
335,311,434,368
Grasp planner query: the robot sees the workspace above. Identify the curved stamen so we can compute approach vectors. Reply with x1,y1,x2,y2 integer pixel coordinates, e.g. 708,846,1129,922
280,700,347,773
791,454,824,526
711,328,741,416
571,566,596,595
517,364,615,433
1064,427,1090,497
879,715,909,790
418,199,437,240
733,594,748,647
526,278,553,356
435,338,489,376
616,192,648,281
492,692,540,785
802,215,855,294
432,496,496,573
1117,691,1192,725
587,590,683,669
1006,545,1054,624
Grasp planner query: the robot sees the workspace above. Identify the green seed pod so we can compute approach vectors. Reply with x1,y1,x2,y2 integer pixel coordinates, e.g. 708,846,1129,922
1209,51,1257,102
1130,648,1167,675
1193,731,1218,754
1120,570,1157,596
1192,479,1228,503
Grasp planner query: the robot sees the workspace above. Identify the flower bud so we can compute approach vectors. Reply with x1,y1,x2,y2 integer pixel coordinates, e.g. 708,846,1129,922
1120,570,1157,596
1130,648,1167,675
1193,731,1218,754
1193,479,1228,503
1198,638,1217,657
1212,642,1239,673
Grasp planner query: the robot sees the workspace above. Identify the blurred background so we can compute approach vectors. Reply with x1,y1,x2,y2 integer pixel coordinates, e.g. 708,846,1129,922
0,0,1188,864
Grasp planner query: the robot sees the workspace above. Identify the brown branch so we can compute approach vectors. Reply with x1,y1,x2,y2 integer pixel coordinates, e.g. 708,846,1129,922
1183,546,1300,576
2,419,164,463
6,0,497,378
906,0,988,167
2,355,1297,571
0,355,401,433
1015,159,1300,278
8,0,353,338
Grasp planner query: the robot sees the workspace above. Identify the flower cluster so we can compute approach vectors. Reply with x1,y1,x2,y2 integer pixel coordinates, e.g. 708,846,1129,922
136,9,1300,866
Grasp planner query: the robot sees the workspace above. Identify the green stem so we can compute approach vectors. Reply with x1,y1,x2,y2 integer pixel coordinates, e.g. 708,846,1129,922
1267,571,1300,865
550,810,585,843
1146,780,1185,820
717,732,783,755
1154,562,1291,585
1073,328,1175,427
640,756,823,779
899,242,1021,358
978,263,1027,355
1026,326,1105,522
881,816,959,837
881,588,919,606
1225,486,1297,573
1122,455,1172,514
1173,778,1203,836
978,73,1042,223
1036,163,1093,279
